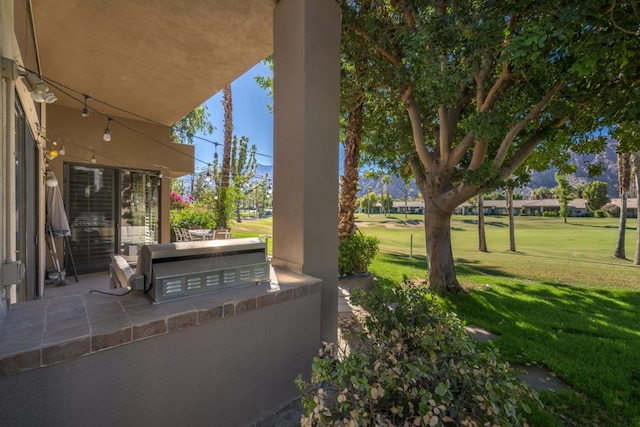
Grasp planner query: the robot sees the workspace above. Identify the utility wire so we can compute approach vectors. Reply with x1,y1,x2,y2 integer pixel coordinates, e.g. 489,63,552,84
43,80,212,167
23,65,274,166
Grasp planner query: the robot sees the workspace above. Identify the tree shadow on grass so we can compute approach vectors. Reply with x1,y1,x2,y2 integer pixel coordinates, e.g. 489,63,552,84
458,219,509,228
455,260,518,279
439,275,640,426
381,251,427,267
566,222,635,230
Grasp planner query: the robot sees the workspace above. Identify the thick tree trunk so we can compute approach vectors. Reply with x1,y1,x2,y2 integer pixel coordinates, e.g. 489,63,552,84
506,187,516,252
424,202,464,293
338,96,364,240
614,192,627,259
478,195,487,252
615,152,631,259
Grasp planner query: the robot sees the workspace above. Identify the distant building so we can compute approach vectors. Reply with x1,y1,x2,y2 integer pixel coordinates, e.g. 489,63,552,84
610,198,639,218
390,201,425,215
390,198,593,217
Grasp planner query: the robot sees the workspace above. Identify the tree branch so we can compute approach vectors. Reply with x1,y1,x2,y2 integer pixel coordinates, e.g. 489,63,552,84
475,69,488,108
439,106,450,168
480,62,513,113
448,131,476,170
469,139,488,171
351,25,402,67
391,0,419,28
492,81,564,168
499,116,570,179
403,87,437,171
479,14,517,113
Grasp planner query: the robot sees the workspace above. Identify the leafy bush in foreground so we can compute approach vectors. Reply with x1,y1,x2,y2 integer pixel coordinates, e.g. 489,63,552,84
169,204,216,233
298,284,540,426
338,232,380,276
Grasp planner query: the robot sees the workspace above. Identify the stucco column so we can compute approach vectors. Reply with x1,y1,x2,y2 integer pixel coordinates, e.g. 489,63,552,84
272,0,341,343
1,0,15,316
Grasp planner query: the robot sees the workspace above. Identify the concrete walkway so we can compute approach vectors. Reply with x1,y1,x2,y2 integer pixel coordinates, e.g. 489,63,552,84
464,324,570,392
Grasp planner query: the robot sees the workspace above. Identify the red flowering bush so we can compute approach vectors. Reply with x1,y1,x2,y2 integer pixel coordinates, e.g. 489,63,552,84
170,191,190,210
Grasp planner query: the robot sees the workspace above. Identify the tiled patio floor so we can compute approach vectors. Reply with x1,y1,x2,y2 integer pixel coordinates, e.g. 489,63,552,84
43,272,111,299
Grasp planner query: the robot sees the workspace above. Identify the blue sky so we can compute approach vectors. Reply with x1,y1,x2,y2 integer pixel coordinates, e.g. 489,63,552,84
193,62,274,171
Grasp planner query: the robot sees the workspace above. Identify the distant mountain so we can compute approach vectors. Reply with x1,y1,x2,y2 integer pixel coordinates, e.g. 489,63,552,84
526,137,620,197
358,175,420,200
249,140,624,200
356,138,625,200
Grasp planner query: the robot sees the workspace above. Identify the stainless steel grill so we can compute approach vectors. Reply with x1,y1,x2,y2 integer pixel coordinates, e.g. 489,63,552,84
136,237,270,303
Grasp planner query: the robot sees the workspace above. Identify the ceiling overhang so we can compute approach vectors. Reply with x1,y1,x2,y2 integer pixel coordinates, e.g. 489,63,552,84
25,0,274,126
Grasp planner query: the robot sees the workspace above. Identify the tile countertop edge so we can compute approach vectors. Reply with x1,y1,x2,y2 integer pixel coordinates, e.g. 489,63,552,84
0,268,322,377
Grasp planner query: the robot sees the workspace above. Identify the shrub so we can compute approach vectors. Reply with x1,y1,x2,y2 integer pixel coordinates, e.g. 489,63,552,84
297,283,540,426
541,211,558,217
601,203,620,218
169,191,190,210
338,232,380,276
169,204,216,232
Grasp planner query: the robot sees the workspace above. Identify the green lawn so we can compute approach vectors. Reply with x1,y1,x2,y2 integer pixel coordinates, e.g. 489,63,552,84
232,214,640,426
360,213,639,290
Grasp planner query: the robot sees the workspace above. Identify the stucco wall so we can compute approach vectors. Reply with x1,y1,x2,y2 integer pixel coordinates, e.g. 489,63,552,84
0,292,320,427
46,104,194,177
46,104,195,248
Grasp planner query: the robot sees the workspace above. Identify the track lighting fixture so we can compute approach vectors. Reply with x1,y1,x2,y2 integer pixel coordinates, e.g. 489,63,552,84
1,57,57,104
103,118,112,142
82,94,91,117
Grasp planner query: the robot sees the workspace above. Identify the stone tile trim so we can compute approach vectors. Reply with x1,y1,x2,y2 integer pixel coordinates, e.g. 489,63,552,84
0,269,321,377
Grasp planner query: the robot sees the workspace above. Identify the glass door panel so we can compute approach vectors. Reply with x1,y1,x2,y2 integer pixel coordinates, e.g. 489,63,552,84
120,171,159,257
66,165,116,273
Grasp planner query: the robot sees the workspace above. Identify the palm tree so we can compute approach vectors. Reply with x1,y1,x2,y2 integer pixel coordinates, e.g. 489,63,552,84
614,151,631,259
632,152,640,265
381,174,392,216
338,93,365,239
216,85,233,229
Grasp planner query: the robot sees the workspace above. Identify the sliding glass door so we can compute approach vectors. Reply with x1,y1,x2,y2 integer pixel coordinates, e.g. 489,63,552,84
65,165,160,273
66,165,117,273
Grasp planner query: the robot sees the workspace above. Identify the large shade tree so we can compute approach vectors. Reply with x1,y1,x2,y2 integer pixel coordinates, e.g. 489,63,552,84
344,0,640,292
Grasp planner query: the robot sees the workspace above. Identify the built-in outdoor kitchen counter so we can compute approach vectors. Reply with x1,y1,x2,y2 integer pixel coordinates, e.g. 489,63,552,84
0,265,321,377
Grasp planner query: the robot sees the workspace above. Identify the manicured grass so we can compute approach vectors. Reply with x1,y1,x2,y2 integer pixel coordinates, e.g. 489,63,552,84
232,214,640,426
359,214,640,426
360,213,639,290
230,217,274,253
